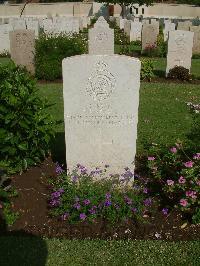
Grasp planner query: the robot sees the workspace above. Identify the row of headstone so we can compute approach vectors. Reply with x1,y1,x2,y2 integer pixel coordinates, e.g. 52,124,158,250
0,16,91,53
115,16,200,55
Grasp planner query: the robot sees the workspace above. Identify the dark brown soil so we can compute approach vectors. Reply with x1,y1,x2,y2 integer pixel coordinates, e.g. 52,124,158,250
3,158,200,240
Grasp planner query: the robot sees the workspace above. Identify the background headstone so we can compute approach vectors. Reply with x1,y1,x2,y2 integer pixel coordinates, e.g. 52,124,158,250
62,55,141,174
89,17,114,55
10,30,35,75
130,21,142,42
163,22,175,41
166,30,194,75
124,19,131,37
0,24,13,53
190,26,200,54
177,21,192,31
142,24,158,51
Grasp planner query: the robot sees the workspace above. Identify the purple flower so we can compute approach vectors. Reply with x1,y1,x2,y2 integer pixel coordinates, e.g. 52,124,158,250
51,188,64,199
143,188,148,194
167,180,174,186
55,163,64,175
89,205,97,215
83,199,90,205
104,200,112,207
121,169,134,179
105,193,111,199
170,147,177,153
72,175,78,182
80,213,87,220
131,207,137,213
124,196,132,205
184,161,193,168
148,156,155,161
144,198,152,207
178,176,186,184
61,212,69,221
73,202,81,210
193,153,200,160
162,208,169,215
49,199,60,207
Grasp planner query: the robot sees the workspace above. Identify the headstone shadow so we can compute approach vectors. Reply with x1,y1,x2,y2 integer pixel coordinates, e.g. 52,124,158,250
0,215,48,266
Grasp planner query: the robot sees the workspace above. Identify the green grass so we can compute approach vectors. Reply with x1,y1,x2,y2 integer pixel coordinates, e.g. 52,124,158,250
0,237,199,266
152,58,200,79
0,57,13,66
37,82,200,160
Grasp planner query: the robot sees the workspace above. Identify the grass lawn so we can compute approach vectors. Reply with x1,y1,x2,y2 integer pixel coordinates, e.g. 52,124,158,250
37,82,200,161
0,237,199,266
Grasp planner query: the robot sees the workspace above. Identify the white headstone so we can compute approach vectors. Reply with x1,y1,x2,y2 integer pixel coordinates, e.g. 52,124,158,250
120,18,125,30
124,20,131,36
166,30,194,75
26,20,39,38
62,55,141,174
130,21,142,42
10,18,26,30
190,26,200,54
142,24,158,51
177,21,192,31
0,24,13,53
163,22,175,42
89,17,114,55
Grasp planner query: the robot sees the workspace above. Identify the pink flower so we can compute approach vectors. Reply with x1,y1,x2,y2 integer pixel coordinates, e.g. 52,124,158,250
178,176,186,184
180,199,188,207
184,161,193,168
167,179,174,186
186,191,197,199
170,147,177,153
196,180,200,186
193,153,200,160
148,156,155,161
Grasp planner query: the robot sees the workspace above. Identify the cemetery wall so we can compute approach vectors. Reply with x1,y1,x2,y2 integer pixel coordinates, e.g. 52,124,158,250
0,2,92,18
146,4,200,18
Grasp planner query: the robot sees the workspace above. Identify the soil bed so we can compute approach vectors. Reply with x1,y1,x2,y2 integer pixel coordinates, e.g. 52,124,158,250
2,158,200,240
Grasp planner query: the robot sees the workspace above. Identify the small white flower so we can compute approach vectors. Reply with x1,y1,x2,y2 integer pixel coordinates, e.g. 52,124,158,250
155,232,161,239
125,229,131,234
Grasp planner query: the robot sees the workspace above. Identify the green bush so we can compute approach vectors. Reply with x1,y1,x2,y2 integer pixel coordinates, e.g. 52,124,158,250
114,29,130,45
0,169,18,227
49,165,151,225
157,33,167,58
168,66,191,81
35,33,87,81
0,64,55,173
141,58,154,81
192,54,200,59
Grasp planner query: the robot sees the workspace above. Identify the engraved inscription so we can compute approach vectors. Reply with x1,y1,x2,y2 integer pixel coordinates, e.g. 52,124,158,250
66,114,135,126
86,61,116,102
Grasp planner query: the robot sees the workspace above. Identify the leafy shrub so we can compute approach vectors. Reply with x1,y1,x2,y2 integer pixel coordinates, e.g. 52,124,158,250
167,66,191,81
131,40,141,46
146,143,200,224
192,54,200,59
0,169,18,226
157,33,167,58
0,50,10,58
0,64,55,173
35,33,87,80
115,29,130,45
48,164,153,225
141,58,154,81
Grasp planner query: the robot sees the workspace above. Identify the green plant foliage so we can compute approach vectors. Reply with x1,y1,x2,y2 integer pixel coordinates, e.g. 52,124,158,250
115,28,130,45
168,66,191,80
0,64,55,173
141,58,154,81
49,164,152,225
0,169,18,226
192,54,200,59
35,33,87,81
146,142,200,224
